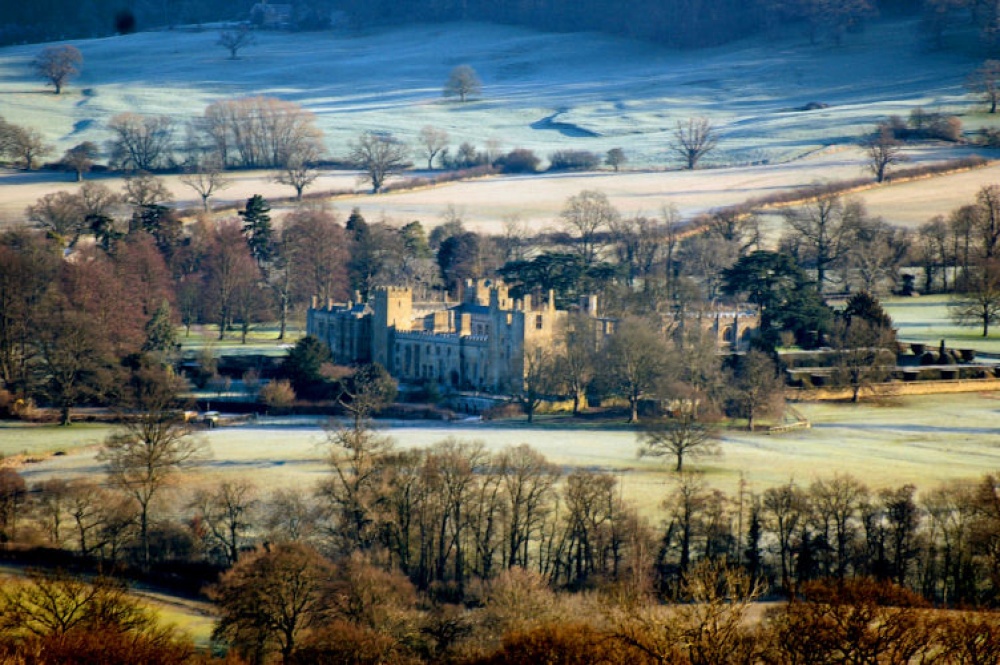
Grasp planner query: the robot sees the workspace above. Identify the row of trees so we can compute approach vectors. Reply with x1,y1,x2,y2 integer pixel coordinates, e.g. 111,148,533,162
10,414,1000,662
10,404,1000,606
7,165,999,423
336,0,901,48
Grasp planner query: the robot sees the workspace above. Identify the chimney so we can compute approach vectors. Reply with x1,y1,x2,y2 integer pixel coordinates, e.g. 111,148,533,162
548,289,555,310
311,295,318,310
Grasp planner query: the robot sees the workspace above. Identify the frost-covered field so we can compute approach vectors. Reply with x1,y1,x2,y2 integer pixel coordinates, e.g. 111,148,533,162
884,295,1000,353
13,393,1000,512
1,19,998,231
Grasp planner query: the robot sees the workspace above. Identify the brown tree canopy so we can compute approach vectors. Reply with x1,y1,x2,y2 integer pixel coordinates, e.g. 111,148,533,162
33,45,82,94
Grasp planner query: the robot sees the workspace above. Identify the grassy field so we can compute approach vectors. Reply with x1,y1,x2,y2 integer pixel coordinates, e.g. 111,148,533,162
0,422,111,459
883,295,1000,353
14,392,1000,516
178,323,303,358
0,568,215,649
1,17,998,235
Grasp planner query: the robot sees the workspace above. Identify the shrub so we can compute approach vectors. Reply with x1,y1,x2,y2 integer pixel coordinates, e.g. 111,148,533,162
259,379,296,409
547,149,600,171
495,148,540,174
905,108,962,142
926,115,962,142
443,142,489,170
981,128,1000,148
471,622,657,665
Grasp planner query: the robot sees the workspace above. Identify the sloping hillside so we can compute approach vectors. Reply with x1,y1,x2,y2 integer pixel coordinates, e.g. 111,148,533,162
1,19,997,232
0,18,981,166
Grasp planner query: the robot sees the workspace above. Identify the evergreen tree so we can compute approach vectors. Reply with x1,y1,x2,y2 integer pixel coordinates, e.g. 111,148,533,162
282,335,334,399
240,195,274,270
843,291,894,332
142,299,177,357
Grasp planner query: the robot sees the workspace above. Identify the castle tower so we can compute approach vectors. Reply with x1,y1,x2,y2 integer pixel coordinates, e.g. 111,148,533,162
372,287,412,372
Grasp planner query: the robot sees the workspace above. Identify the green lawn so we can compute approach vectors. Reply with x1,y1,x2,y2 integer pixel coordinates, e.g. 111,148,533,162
883,295,1000,354
178,323,304,358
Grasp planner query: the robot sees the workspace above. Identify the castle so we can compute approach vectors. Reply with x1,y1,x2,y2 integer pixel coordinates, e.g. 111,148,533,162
308,280,608,394
307,280,756,395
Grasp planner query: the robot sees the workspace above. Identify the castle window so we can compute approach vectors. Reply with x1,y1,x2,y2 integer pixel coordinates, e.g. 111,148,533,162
535,315,543,329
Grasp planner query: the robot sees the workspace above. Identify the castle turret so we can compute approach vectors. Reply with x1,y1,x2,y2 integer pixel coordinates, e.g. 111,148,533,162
372,287,412,372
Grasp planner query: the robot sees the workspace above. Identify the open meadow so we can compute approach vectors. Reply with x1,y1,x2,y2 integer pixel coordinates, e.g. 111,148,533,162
10,392,1000,516
1,18,1000,233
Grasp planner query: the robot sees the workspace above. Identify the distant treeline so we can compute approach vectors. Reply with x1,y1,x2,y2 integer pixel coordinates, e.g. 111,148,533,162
335,0,918,47
0,0,933,49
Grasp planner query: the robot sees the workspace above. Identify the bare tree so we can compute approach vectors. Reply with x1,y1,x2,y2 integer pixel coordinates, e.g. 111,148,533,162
61,141,98,181
671,117,718,170
976,184,1000,260
318,420,396,553
26,191,86,242
348,131,409,193
218,24,256,59
951,258,1000,336
560,189,619,267
33,45,82,95
180,160,229,211
516,342,560,423
443,64,482,102
606,147,627,172
808,474,869,579
729,350,785,431
863,123,904,183
555,313,597,416
122,171,172,208
601,316,674,422
202,96,324,169
283,206,349,306
274,157,320,201
829,318,895,402
107,113,175,171
847,215,910,294
99,364,206,569
783,187,860,292
418,125,449,169
762,481,808,592
189,480,257,565
969,59,1000,114
638,405,720,472
5,126,49,170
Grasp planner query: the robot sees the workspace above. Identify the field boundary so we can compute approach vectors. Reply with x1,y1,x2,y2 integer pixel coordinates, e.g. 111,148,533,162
788,377,1000,401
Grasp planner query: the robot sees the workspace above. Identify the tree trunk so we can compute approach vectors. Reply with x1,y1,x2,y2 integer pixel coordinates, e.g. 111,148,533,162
140,505,150,571
60,404,71,426
278,296,289,341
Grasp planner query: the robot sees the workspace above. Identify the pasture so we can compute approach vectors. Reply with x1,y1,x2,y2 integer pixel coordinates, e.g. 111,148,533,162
10,392,1000,516
1,18,999,234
